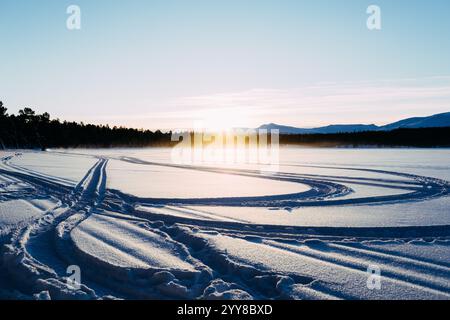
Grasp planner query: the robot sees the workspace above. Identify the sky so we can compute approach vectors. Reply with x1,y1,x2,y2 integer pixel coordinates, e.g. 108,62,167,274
1,0,450,130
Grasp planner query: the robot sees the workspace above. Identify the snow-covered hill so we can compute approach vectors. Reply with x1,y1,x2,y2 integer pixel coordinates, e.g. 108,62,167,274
258,112,450,134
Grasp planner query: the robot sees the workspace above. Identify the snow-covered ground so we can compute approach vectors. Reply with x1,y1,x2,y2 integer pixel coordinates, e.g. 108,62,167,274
0,148,449,300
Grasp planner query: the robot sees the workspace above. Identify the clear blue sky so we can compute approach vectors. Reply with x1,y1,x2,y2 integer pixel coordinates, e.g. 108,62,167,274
1,0,450,129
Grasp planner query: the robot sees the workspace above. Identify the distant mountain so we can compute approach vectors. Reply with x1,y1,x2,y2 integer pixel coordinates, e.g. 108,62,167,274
258,123,312,134
259,123,380,134
258,112,450,134
378,112,450,131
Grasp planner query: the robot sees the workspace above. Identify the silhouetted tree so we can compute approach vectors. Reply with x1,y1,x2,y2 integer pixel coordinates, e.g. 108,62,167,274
0,101,175,149
0,101,7,117
0,99,449,150
18,107,36,123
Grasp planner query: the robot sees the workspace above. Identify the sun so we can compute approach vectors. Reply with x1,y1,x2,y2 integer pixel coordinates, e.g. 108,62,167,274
194,107,251,132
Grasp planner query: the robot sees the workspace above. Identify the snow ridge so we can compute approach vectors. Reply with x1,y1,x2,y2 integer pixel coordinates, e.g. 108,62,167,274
0,151,449,300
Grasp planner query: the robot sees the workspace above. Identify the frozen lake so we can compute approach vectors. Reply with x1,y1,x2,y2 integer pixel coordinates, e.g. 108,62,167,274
1,147,449,300
15,147,450,227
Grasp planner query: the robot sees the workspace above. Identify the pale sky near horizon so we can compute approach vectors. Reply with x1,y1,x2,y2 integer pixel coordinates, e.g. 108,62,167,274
1,0,450,130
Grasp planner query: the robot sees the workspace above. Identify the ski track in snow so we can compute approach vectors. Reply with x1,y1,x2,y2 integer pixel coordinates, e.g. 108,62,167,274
0,151,449,300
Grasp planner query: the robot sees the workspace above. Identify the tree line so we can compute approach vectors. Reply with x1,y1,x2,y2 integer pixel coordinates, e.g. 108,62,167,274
0,101,174,149
279,127,450,147
1,100,449,149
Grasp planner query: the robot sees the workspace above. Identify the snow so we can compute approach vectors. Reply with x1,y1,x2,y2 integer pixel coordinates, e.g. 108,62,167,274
9,151,98,186
1,148,449,300
0,200,57,226
106,159,309,199
150,196,450,227
71,214,197,272
191,230,450,299
0,159,60,235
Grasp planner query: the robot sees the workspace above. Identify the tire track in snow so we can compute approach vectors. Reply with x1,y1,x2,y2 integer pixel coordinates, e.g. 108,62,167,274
116,157,450,208
261,239,450,299
165,225,352,300
2,152,450,300
1,157,108,299
179,229,450,299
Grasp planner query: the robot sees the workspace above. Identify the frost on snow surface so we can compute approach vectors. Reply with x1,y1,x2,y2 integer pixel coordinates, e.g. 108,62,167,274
0,149,449,300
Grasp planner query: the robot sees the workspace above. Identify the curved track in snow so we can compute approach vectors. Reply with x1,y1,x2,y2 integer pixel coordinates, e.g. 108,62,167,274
0,152,449,300
115,156,450,208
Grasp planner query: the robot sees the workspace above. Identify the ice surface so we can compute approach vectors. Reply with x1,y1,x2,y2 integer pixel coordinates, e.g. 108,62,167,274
106,159,309,198
1,148,449,300
156,196,450,227
10,152,98,186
